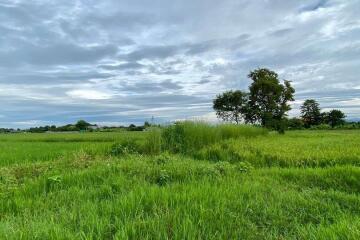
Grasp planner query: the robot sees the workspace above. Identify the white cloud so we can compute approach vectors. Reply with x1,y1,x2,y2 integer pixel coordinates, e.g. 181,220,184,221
339,98,360,106
66,89,113,100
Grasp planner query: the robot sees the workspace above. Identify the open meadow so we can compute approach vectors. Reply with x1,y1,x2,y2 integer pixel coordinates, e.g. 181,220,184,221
0,125,359,239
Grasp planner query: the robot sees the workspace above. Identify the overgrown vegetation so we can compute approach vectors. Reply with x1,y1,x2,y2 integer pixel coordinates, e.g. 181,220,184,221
160,122,267,154
109,122,267,156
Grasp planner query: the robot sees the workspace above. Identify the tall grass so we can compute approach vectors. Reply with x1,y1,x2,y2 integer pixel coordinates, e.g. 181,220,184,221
146,121,267,155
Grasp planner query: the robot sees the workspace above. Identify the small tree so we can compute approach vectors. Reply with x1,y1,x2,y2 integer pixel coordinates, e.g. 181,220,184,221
326,109,346,128
300,99,322,128
213,90,248,124
144,121,151,128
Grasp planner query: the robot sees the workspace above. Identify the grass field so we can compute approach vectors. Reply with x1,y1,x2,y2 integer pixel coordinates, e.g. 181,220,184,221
0,126,359,239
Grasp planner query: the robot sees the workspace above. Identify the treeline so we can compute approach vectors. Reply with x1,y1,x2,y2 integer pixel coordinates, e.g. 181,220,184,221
1,120,152,133
287,118,360,130
287,99,357,130
213,68,357,132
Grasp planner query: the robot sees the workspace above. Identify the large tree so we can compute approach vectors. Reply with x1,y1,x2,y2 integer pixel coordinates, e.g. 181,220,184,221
247,68,295,130
213,90,248,124
300,99,322,128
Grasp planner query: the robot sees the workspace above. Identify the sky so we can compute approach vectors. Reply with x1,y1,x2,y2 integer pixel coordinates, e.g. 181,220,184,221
0,0,359,128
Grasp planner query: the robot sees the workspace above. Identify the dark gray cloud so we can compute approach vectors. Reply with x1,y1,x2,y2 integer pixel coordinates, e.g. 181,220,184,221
0,72,114,84
0,0,359,127
299,0,329,13
117,79,183,93
0,43,117,67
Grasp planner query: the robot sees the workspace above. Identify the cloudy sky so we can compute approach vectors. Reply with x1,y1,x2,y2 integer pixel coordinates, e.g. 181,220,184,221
0,0,359,128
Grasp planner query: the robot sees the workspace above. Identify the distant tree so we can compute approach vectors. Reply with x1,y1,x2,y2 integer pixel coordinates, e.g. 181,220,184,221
75,120,91,131
326,109,346,128
144,121,151,128
320,112,329,124
247,68,295,133
128,124,144,131
287,117,304,130
213,90,248,124
300,99,322,128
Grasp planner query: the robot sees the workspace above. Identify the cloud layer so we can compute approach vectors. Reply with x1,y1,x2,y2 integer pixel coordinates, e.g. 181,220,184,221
0,0,359,127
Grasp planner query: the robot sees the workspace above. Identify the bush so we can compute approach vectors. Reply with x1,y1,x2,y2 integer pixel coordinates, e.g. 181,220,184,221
156,170,170,186
287,118,304,130
110,140,141,156
310,124,331,130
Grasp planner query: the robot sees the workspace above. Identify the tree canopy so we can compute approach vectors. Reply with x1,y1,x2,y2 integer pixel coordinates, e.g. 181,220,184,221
300,99,322,127
213,90,248,124
326,109,346,128
213,68,295,133
247,69,295,130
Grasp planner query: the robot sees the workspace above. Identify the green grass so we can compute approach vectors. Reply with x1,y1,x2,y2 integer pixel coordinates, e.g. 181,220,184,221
0,132,144,167
0,127,359,239
195,130,360,167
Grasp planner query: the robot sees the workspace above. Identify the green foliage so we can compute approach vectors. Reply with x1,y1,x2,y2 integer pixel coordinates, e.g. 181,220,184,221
337,122,360,129
45,175,62,193
247,68,295,128
75,120,92,131
213,90,248,124
156,170,170,186
301,101,347,129
301,99,322,127
213,68,295,133
286,117,304,130
326,109,346,128
310,124,332,130
110,140,141,156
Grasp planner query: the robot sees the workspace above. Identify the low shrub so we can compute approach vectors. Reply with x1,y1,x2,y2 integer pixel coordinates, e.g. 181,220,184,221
156,170,170,186
153,153,172,165
45,175,62,193
110,140,141,156
310,124,331,130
